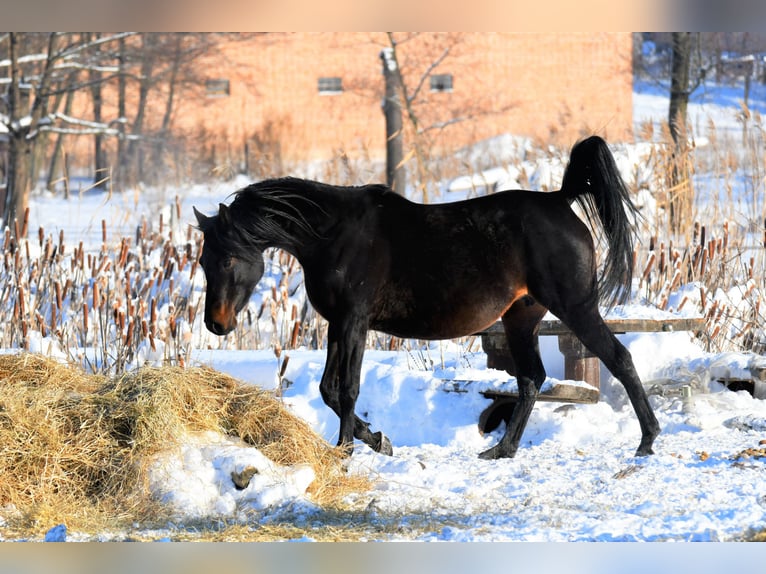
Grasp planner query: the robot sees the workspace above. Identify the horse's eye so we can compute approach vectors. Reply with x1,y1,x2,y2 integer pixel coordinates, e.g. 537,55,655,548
222,257,235,270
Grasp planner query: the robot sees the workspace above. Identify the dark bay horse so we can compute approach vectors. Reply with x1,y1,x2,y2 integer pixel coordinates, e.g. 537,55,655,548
193,136,660,459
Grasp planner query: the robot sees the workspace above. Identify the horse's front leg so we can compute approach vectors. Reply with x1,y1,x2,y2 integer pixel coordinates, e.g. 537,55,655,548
321,320,392,456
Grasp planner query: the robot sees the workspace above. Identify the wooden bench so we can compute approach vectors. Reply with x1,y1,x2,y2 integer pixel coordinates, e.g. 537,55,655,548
469,315,705,433
478,316,706,400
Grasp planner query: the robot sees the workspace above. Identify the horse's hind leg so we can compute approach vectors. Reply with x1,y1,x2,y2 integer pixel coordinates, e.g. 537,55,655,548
550,300,660,456
480,297,547,460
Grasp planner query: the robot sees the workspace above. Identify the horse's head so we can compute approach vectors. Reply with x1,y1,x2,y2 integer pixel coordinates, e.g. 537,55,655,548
194,204,265,336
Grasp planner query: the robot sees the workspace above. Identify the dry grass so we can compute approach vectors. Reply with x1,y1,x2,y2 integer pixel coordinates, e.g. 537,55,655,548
0,353,368,538
634,112,766,354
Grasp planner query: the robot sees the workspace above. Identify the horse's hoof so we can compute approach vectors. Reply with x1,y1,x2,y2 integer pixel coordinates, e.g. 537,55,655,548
478,399,514,435
635,445,655,457
479,443,517,460
337,441,354,458
373,431,393,456
635,435,658,457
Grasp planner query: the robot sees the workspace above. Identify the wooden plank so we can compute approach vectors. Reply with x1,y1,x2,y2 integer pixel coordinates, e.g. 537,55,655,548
476,381,599,434
481,383,599,404
479,316,706,337
442,378,599,404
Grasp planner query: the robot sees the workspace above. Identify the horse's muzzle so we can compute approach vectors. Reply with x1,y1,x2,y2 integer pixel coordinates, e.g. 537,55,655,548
205,304,237,336
206,319,235,336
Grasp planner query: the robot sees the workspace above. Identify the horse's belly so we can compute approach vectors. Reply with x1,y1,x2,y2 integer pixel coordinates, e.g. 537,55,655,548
371,299,510,340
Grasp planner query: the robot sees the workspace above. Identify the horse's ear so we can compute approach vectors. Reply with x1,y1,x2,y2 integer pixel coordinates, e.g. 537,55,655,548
218,203,231,226
193,206,209,228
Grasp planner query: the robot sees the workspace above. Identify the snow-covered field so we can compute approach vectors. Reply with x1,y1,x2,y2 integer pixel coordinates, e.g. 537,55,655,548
5,79,766,550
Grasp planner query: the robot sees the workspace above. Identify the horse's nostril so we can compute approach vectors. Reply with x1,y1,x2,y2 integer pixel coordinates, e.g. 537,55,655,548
208,320,226,335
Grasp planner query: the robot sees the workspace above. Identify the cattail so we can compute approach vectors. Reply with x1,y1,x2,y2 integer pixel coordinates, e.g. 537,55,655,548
17,285,26,317
118,238,129,268
150,298,157,336
36,312,47,338
669,268,682,294
83,302,89,334
93,281,100,310
279,354,290,378
43,238,52,264
706,299,718,320
641,252,656,283
50,303,57,333
125,319,134,346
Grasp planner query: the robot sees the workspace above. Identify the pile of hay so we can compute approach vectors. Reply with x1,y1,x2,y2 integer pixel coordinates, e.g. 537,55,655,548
0,353,367,535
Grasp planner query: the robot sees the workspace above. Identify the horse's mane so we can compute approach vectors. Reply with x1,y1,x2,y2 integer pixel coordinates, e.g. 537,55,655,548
226,177,389,248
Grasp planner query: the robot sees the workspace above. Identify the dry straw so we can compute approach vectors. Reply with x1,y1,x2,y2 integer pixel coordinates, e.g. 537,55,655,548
0,353,367,538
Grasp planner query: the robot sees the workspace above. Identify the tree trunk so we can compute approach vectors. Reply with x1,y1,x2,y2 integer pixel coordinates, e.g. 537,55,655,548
153,34,183,183
126,34,157,187
669,32,692,146
4,33,58,230
3,33,31,229
668,32,693,235
46,76,77,193
115,36,128,190
381,48,406,195
88,33,107,190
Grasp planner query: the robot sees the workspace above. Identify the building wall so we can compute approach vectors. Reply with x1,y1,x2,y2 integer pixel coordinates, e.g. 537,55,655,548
173,32,633,167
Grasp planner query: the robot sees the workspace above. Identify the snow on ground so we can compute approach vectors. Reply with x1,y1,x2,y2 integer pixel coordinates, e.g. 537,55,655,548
7,79,766,543
182,332,766,542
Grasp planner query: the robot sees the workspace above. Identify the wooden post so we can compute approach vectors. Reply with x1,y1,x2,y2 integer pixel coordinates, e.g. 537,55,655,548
557,333,600,390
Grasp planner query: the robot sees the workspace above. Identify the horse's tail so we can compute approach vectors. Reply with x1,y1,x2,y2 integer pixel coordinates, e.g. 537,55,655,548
559,135,639,309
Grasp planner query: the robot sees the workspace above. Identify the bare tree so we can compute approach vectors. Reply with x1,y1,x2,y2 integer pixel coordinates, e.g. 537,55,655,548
381,32,515,202
667,32,701,234
0,32,137,229
2,33,59,229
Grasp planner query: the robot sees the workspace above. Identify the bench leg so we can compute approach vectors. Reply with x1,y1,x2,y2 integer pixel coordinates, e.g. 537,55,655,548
481,333,516,373
481,332,600,391
558,333,600,390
